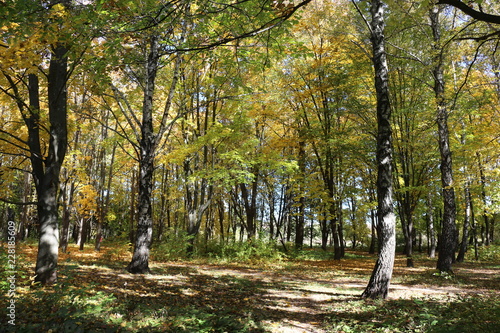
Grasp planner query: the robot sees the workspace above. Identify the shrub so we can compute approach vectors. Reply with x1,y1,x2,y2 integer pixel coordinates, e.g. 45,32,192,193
202,238,284,264
151,230,193,261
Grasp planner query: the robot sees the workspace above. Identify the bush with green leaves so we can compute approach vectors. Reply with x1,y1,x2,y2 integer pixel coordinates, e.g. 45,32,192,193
151,230,193,261
202,238,284,263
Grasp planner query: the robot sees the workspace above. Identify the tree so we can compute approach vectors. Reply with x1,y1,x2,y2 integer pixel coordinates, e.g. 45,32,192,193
359,0,397,299
437,0,500,25
31,23,69,285
124,32,182,273
378,1,436,265
0,1,77,284
275,0,372,257
120,0,313,272
430,4,458,273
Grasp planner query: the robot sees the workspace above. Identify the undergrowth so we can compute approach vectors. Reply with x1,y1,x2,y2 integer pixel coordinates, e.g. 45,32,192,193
325,294,500,333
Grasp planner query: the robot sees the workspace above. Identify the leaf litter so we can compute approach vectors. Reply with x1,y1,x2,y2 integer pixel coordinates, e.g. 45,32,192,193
3,242,499,332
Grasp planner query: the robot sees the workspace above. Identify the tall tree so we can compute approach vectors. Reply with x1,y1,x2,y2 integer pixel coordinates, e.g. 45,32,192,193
277,0,369,257
34,41,69,283
359,0,396,299
0,1,75,284
123,0,313,271
125,33,182,273
430,4,458,273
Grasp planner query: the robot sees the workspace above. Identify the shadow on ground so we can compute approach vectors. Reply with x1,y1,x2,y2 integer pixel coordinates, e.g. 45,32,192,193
4,244,500,333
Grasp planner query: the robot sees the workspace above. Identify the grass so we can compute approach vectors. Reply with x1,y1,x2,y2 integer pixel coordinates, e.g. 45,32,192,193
1,240,499,332
325,294,500,333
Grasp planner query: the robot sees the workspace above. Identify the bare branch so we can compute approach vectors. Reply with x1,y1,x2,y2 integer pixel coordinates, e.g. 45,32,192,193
437,0,500,25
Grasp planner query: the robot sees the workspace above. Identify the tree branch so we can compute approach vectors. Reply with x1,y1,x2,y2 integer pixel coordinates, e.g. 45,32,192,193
0,197,38,206
174,0,313,53
437,0,500,24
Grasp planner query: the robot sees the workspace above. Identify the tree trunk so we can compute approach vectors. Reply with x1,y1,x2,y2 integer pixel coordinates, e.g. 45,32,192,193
60,130,78,253
78,217,88,250
320,214,329,251
295,141,306,250
218,198,225,243
269,189,276,240
362,0,396,300
60,181,71,253
369,208,377,254
368,177,378,254
127,151,154,274
430,5,457,273
309,215,314,248
338,202,345,258
476,152,490,245
19,172,32,241
186,191,212,254
240,170,259,239
405,211,414,267
96,143,116,251
456,182,471,262
331,215,341,260
127,37,159,274
157,166,169,242
34,43,68,285
129,169,137,245
427,193,437,258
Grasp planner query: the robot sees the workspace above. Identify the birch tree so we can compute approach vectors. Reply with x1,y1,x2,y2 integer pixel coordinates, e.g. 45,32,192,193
358,0,396,299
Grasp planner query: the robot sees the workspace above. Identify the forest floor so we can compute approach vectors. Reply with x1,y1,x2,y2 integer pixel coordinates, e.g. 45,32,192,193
1,241,500,332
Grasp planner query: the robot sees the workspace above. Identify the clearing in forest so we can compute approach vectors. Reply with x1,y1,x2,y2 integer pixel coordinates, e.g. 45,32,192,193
2,242,499,332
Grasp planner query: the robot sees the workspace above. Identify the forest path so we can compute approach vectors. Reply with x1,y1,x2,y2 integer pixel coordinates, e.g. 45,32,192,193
141,258,499,332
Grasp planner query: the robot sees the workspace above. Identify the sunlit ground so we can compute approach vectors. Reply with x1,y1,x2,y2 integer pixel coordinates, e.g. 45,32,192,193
1,241,499,332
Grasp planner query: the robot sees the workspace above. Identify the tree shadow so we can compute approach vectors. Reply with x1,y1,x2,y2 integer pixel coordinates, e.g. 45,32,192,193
9,249,500,333
323,295,500,333
12,261,342,332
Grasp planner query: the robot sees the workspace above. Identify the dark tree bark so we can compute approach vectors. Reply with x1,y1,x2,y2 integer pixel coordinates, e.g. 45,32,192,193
240,170,259,239
476,152,491,245
127,36,159,274
78,217,88,250
430,5,458,274
33,43,69,284
18,172,33,240
456,182,471,262
437,0,500,24
427,192,437,258
126,32,182,273
129,169,137,245
330,206,342,260
295,141,306,250
361,0,396,300
320,213,329,251
217,198,225,243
